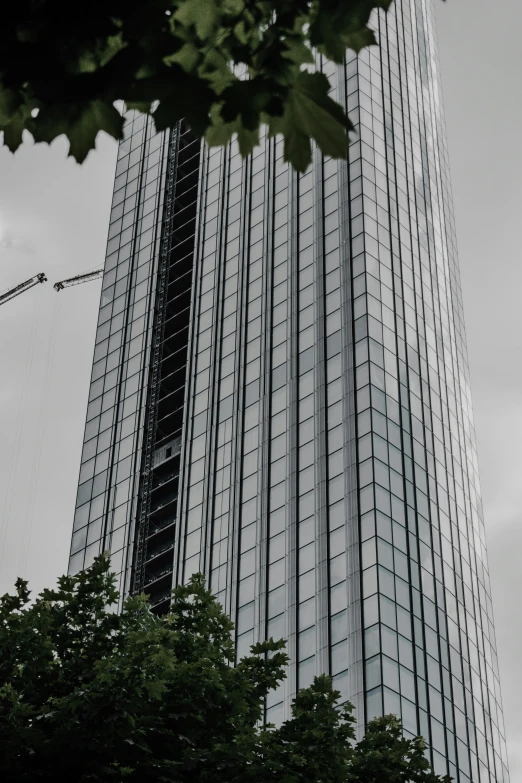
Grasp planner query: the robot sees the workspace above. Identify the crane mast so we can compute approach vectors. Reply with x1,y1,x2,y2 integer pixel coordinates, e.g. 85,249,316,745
53,269,103,291
0,273,47,306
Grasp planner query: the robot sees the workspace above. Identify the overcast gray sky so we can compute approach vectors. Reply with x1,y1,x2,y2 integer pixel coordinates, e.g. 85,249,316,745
0,0,520,778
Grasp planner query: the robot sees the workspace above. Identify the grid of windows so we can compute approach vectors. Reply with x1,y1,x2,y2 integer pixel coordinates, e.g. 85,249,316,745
346,2,507,781
69,1,507,781
69,110,169,605
173,0,508,777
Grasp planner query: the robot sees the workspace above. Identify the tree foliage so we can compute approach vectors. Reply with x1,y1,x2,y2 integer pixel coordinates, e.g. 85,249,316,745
0,554,451,782
0,0,393,170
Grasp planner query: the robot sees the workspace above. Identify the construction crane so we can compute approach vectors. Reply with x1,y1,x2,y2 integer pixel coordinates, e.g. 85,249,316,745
53,269,103,291
0,273,47,307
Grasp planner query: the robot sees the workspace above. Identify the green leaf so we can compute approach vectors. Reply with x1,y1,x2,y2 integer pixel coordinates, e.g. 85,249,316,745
205,117,235,148
343,26,377,54
152,75,214,137
0,88,22,126
1,105,33,154
77,33,126,74
281,36,315,66
0,549,444,783
310,0,391,61
223,0,245,14
303,71,354,132
164,43,200,73
284,124,312,173
0,87,36,153
278,71,352,173
0,0,392,169
125,101,153,114
3,115,26,152
174,0,220,40
31,101,124,163
233,20,251,46
199,49,236,95
237,124,259,157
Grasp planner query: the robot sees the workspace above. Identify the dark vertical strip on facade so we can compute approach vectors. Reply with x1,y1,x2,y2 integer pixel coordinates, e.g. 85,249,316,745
132,125,201,610
131,124,179,600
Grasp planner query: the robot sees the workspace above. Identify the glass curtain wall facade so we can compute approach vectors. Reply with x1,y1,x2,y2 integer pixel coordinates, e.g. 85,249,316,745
69,1,508,782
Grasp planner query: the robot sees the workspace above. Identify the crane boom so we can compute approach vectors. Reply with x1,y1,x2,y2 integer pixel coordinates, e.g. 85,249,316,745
53,269,103,291
0,273,47,306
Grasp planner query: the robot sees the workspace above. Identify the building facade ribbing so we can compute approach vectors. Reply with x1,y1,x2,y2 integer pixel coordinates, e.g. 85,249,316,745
68,2,508,781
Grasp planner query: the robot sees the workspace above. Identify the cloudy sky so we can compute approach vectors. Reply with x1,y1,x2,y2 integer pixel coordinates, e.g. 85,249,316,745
0,0,520,778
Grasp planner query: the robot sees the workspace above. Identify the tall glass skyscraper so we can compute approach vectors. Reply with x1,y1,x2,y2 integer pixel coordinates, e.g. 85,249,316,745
68,1,508,781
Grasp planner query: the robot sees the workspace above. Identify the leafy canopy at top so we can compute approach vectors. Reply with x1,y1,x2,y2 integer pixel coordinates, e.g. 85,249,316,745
0,0,393,170
0,554,451,782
